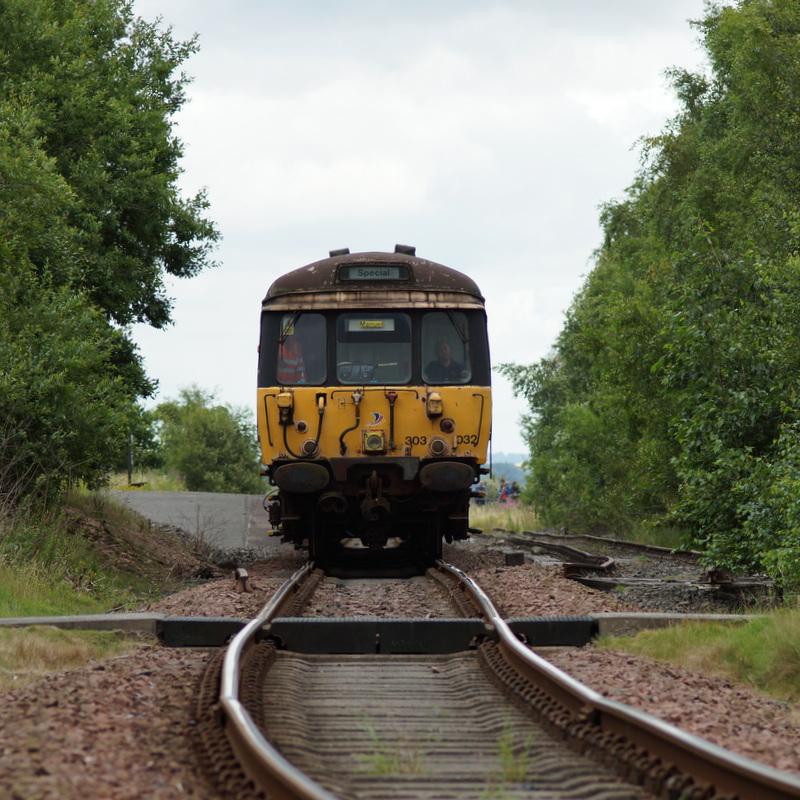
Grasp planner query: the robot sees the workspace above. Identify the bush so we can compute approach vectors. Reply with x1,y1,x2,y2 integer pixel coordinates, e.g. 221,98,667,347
0,268,137,499
155,387,264,494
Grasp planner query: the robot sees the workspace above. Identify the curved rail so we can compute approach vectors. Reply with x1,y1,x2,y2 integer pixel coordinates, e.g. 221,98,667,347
219,556,800,800
219,561,336,800
436,559,800,800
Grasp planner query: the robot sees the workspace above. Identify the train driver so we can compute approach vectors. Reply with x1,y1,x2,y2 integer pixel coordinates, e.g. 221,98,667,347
425,339,465,383
277,334,306,384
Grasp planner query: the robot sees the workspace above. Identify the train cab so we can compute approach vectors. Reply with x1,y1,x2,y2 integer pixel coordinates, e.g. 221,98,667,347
257,246,491,563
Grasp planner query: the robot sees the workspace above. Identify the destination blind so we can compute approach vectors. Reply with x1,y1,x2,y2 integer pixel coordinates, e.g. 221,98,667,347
338,265,409,281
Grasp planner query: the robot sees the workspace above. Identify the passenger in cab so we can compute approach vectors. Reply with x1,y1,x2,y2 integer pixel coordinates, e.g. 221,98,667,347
277,335,305,384
425,339,465,383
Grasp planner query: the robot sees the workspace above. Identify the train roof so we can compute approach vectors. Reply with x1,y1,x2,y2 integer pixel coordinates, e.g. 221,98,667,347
264,248,484,304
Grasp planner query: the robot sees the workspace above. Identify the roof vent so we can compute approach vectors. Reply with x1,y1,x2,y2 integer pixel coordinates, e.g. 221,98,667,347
329,247,350,257
394,244,416,256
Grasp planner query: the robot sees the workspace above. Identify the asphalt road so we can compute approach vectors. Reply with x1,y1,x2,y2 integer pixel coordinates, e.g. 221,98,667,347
109,490,272,551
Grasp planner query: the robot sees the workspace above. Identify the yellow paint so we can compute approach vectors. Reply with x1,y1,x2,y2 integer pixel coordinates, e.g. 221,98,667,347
257,386,491,463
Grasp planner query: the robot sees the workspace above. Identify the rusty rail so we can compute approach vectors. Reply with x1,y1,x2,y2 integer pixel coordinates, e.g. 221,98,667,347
436,559,800,800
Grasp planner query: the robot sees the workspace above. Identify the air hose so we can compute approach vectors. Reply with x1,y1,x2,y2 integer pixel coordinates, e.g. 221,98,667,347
338,391,363,455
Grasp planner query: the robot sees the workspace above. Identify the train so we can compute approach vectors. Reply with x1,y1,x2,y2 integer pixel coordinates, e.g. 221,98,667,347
257,245,491,564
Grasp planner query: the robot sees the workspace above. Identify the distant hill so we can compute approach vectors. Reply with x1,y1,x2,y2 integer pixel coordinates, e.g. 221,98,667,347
491,451,527,465
480,451,527,483
489,461,526,484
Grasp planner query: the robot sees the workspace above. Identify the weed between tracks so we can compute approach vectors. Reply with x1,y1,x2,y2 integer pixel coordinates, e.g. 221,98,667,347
495,723,533,782
357,722,427,776
478,724,534,798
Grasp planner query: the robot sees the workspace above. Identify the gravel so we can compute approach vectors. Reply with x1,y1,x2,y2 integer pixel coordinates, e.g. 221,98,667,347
0,645,216,799
299,537,642,619
468,562,640,616
445,540,641,616
543,646,800,777
144,550,306,618
302,575,457,617
468,531,771,613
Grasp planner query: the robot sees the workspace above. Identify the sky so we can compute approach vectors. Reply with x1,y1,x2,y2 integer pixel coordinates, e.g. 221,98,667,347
131,0,708,454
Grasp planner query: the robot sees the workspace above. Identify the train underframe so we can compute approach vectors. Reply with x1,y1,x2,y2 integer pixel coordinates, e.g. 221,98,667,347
266,457,477,565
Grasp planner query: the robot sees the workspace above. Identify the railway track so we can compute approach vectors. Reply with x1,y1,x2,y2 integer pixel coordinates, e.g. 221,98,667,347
197,560,800,800
472,529,774,610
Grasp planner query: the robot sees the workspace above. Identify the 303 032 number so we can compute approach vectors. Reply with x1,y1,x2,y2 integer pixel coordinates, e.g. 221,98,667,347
404,434,480,447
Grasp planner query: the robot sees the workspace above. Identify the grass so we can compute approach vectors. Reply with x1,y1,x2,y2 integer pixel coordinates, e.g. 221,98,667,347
108,470,187,491
495,725,533,782
470,502,540,533
0,508,141,616
67,488,165,537
0,491,200,617
597,608,800,702
0,562,115,617
358,722,426,776
623,524,691,550
471,503,691,551
0,626,139,688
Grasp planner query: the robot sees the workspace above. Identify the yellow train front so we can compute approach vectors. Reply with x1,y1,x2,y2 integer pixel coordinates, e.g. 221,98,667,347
257,245,491,564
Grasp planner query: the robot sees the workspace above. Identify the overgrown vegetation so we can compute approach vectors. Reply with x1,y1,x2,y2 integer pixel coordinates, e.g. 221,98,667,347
0,492,215,617
0,627,140,688
501,0,800,589
111,470,188,492
111,386,263,494
598,610,800,702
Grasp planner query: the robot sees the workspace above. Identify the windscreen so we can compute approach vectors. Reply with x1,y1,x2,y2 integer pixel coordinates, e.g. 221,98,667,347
336,313,411,384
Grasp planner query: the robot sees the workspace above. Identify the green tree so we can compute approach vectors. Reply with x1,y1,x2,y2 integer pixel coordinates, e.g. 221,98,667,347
0,100,140,499
0,2,217,501
0,0,218,329
155,388,263,494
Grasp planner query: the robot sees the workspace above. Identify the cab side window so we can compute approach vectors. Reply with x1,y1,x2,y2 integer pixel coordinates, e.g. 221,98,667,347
422,311,471,384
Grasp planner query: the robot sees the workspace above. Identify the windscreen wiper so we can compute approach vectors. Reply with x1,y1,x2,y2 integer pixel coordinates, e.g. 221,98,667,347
446,309,468,344
278,311,301,344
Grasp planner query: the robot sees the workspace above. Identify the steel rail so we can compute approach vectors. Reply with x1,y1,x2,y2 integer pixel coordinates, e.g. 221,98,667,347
219,561,336,800
498,527,701,559
437,559,800,800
